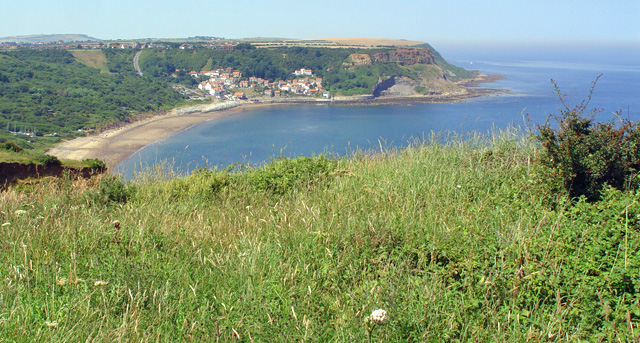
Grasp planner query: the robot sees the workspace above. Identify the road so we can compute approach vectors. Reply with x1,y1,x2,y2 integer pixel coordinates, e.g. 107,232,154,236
133,51,143,76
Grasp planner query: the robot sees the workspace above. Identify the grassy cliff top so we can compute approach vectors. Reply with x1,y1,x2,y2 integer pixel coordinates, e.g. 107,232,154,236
2,129,638,341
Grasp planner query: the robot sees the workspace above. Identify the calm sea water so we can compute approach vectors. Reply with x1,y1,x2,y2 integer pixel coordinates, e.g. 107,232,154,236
117,43,640,178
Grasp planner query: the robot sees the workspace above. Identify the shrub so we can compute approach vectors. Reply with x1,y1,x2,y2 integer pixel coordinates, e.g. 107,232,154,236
536,76,640,201
36,154,61,167
166,168,230,200
1,141,23,152
247,155,337,195
82,158,107,169
96,175,132,204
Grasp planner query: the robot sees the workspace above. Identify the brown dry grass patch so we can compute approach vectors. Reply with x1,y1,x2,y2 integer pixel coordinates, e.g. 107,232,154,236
71,50,110,73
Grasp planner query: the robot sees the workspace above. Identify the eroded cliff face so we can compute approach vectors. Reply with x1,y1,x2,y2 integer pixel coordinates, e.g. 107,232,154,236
346,48,436,67
1,162,105,186
343,53,373,66
373,48,435,65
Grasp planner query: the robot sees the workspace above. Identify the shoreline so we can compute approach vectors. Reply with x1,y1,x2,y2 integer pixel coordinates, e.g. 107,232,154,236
47,102,294,168
48,78,507,169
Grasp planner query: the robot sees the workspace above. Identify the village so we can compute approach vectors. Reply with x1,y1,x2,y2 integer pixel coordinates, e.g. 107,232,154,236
189,67,331,101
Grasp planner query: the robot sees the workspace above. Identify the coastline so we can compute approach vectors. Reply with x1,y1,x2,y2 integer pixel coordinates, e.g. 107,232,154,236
48,76,507,169
47,102,294,168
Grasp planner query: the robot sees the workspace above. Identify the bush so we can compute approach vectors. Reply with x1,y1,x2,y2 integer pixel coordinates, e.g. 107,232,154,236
166,168,230,200
536,76,640,201
36,154,61,167
1,141,23,152
82,158,107,169
247,155,337,195
96,175,132,204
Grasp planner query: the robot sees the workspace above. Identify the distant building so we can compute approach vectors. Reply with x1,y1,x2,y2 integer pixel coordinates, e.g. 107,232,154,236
294,68,313,76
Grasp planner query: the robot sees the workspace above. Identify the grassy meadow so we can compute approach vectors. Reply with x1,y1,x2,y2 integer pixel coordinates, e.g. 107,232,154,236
71,50,111,74
1,129,638,341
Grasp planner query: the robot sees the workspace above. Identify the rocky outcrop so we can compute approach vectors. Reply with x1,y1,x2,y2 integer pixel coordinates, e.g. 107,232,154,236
372,76,397,97
345,48,436,67
373,48,435,65
1,162,105,187
344,53,373,66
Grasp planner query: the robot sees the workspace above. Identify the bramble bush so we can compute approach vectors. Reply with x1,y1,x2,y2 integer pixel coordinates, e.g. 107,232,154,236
536,76,640,201
247,155,337,195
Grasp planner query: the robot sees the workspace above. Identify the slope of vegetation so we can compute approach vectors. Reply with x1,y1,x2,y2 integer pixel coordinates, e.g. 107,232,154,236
0,49,184,139
1,123,638,341
414,43,479,81
0,49,186,165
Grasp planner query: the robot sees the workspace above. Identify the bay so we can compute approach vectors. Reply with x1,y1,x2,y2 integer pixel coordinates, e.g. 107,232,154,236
116,44,640,178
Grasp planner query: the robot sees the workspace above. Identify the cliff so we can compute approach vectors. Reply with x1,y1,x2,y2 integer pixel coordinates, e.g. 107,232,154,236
347,48,437,67
1,162,105,186
373,48,436,65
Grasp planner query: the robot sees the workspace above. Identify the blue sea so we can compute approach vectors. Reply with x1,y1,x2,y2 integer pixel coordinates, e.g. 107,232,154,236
116,43,640,178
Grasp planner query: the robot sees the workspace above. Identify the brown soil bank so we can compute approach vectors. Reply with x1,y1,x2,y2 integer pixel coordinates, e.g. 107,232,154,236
1,162,105,187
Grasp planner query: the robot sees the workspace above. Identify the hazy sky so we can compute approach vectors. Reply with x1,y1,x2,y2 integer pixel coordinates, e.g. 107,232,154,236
1,0,638,45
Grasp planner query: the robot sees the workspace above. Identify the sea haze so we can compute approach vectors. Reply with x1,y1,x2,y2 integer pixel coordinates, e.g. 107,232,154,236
116,43,640,178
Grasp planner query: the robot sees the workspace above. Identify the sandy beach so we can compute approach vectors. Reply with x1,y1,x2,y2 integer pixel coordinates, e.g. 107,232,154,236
47,102,291,167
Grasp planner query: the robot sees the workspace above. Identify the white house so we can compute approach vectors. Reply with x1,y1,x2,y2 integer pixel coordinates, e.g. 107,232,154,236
294,68,313,76
209,87,223,97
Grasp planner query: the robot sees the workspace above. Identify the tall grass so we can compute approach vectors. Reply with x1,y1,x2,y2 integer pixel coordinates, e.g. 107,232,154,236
1,128,638,341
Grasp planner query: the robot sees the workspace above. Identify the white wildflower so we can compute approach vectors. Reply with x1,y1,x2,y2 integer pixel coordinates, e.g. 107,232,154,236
14,210,27,216
45,320,58,328
369,309,388,325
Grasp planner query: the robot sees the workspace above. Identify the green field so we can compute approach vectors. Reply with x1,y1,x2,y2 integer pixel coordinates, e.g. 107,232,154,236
1,126,638,341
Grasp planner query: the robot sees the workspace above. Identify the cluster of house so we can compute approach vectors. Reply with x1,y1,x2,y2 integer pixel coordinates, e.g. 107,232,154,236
193,67,330,100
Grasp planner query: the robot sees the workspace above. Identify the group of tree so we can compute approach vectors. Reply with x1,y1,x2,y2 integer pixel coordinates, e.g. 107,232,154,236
0,49,184,140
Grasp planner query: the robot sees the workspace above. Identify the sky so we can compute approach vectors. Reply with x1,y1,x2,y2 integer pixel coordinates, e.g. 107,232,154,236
1,0,638,46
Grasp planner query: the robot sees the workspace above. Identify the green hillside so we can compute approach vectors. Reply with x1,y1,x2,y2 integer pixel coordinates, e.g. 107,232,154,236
0,49,185,158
